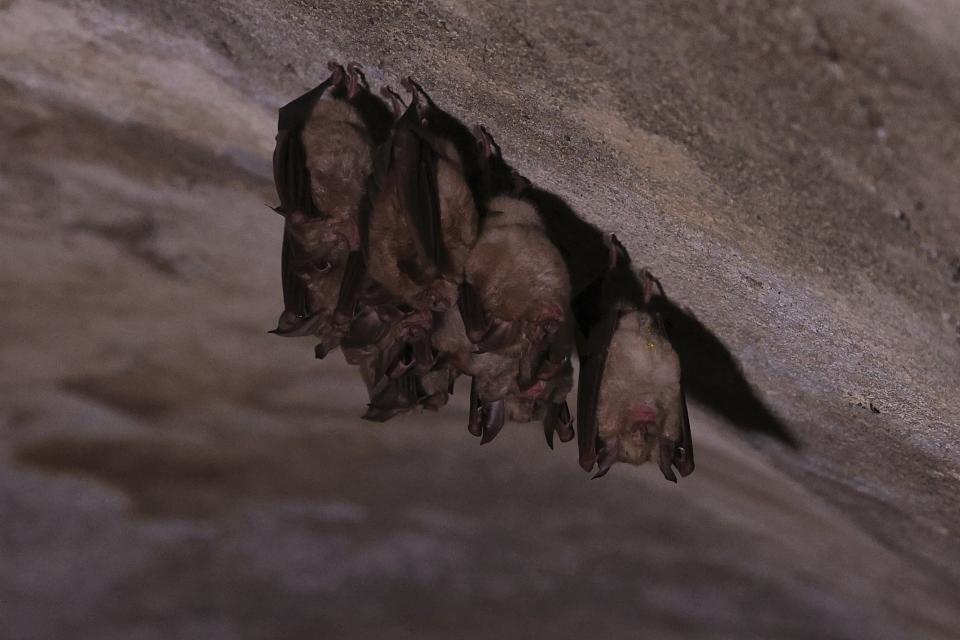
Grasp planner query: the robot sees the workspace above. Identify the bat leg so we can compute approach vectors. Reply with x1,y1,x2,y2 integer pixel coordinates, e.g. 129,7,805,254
479,399,506,444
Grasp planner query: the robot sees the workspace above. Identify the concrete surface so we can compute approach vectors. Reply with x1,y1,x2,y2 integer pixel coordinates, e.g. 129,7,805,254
1,0,958,638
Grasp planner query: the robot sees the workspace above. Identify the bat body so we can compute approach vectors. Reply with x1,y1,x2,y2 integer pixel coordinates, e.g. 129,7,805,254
575,236,694,481
348,78,478,420
456,194,575,444
365,79,478,313
271,63,386,355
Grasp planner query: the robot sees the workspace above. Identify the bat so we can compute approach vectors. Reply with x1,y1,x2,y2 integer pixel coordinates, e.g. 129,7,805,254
364,77,479,315
452,127,575,445
574,235,695,481
345,76,481,420
271,62,386,354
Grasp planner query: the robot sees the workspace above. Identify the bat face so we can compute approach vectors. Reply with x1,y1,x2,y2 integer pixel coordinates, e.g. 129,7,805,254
595,310,684,469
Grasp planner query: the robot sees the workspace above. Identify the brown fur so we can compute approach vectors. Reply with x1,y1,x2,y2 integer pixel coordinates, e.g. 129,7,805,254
596,310,684,465
301,99,373,233
452,196,574,405
366,137,477,308
466,196,569,321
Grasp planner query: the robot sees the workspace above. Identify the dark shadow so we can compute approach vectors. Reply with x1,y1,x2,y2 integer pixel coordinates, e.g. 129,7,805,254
526,187,798,447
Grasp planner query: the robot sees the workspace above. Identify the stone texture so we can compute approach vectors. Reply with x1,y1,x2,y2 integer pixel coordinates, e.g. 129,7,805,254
1,0,958,638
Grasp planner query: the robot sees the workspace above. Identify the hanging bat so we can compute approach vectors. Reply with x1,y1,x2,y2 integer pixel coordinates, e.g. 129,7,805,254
271,61,387,354
574,235,695,481
364,77,479,317
452,126,575,445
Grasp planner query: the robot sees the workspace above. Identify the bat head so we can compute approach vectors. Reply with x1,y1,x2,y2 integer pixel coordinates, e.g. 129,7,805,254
594,395,688,481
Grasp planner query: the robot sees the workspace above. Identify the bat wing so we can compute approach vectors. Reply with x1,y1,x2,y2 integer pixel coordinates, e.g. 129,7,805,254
280,230,311,319
675,381,695,477
652,309,695,478
274,79,334,218
392,129,442,284
575,308,620,472
333,250,366,325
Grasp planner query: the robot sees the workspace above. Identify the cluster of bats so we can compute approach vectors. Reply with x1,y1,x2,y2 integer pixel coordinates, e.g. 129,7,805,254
268,61,694,481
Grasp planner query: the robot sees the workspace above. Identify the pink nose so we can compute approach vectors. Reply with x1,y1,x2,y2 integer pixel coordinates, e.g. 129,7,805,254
629,404,657,424
520,379,547,398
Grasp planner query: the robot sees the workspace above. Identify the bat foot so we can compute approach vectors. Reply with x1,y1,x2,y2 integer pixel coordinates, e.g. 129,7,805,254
326,60,347,87
345,62,366,100
380,85,407,120
472,123,498,159
400,76,431,117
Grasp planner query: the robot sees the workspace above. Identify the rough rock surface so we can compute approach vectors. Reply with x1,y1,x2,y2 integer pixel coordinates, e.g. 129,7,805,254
1,0,958,638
